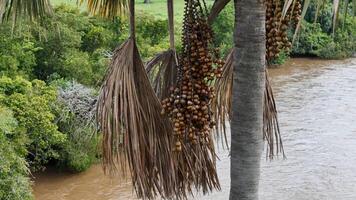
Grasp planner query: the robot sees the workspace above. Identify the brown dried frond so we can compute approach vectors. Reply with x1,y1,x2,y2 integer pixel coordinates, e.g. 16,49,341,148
97,38,176,199
263,69,285,158
146,49,178,100
212,48,234,148
213,49,284,158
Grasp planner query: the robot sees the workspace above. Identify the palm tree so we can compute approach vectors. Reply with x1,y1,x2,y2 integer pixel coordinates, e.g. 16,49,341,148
229,0,266,199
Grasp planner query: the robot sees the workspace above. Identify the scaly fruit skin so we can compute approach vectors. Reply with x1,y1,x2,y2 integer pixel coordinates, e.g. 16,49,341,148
161,0,223,151
265,0,301,62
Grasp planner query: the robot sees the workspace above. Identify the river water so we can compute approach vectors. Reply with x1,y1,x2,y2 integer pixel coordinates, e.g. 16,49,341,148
33,58,356,200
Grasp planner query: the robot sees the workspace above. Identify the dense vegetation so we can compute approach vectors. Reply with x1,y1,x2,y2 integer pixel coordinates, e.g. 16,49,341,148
0,5,174,198
0,107,33,200
211,2,356,62
0,1,354,198
292,2,356,59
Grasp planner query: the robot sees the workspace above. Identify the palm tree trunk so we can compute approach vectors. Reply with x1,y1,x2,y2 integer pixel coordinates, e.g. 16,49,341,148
230,0,266,199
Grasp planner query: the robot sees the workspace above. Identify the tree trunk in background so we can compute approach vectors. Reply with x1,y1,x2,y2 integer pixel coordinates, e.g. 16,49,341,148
144,0,151,4
230,0,266,199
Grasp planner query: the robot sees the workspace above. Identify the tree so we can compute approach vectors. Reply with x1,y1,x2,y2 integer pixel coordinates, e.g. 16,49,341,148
230,0,266,199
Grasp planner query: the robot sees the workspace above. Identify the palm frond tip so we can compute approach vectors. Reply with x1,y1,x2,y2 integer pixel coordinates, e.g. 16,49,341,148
0,0,52,23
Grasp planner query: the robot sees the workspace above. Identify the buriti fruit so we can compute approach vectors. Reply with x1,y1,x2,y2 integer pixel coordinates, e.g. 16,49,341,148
161,0,223,152
266,0,301,62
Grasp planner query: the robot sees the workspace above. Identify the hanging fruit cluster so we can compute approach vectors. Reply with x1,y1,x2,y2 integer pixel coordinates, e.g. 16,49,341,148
291,0,302,25
161,0,223,153
266,0,302,62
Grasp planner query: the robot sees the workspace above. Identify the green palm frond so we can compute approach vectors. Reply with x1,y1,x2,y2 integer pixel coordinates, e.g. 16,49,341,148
0,0,52,23
79,0,128,18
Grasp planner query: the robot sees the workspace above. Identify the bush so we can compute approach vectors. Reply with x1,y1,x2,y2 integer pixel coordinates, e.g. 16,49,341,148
54,81,99,172
136,14,168,46
0,76,67,171
292,22,333,56
270,50,290,65
0,107,33,200
0,32,39,78
304,1,333,33
60,50,94,85
291,2,356,59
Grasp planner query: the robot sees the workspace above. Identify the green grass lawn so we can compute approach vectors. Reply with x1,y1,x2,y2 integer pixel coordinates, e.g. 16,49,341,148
50,0,213,22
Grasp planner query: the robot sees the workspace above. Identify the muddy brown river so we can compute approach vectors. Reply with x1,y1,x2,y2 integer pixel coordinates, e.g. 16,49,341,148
33,58,356,200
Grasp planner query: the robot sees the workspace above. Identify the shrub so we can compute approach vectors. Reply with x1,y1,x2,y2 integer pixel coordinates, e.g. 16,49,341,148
0,107,33,200
291,2,356,59
0,32,39,78
304,1,333,33
54,81,99,172
0,76,67,171
60,49,93,85
136,14,169,46
270,50,290,65
292,22,333,56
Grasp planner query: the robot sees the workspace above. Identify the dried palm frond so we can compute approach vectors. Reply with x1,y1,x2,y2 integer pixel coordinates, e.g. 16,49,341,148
96,0,179,198
213,48,284,157
0,0,52,24
146,49,178,100
79,0,128,18
263,69,284,158
145,0,178,100
97,37,177,199
211,48,234,148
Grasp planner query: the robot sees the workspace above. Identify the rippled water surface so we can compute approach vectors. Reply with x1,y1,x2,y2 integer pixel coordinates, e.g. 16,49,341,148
33,58,356,200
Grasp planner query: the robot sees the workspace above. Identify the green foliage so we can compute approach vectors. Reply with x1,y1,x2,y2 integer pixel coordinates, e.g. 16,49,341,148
54,81,100,172
137,14,168,46
59,122,99,172
60,50,94,85
0,32,39,78
0,107,33,200
270,50,290,65
0,76,67,171
211,3,234,56
0,4,179,85
304,1,333,33
292,22,333,56
292,1,356,59
12,4,115,86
